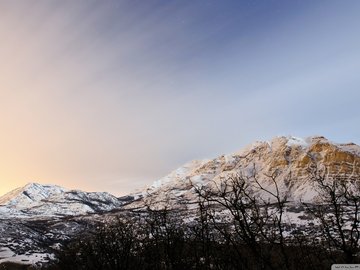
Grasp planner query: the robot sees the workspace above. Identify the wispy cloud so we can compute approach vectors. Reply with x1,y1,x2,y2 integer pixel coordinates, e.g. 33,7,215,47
0,1,359,195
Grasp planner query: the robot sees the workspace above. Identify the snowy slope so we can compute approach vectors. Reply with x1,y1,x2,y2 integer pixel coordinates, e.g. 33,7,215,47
0,183,123,218
0,183,66,206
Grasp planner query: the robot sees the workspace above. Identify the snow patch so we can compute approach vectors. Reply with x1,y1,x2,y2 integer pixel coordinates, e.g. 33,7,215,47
286,136,308,147
0,247,52,265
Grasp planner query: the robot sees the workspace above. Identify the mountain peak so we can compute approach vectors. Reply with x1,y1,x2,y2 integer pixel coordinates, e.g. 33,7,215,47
0,182,66,206
132,135,360,207
271,135,329,147
0,182,124,218
22,182,67,194
241,135,359,157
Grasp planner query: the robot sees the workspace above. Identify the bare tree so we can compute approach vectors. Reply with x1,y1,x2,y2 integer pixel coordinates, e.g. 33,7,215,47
303,165,360,263
192,169,292,270
56,216,143,270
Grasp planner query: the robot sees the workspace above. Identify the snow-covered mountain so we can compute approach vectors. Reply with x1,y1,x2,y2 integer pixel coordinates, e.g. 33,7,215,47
130,136,360,208
0,183,128,265
0,182,124,218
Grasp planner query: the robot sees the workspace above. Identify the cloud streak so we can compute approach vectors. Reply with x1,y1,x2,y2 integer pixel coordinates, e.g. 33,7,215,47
0,1,359,195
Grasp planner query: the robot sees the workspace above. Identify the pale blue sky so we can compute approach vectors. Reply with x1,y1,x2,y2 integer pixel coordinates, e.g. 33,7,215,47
0,1,359,195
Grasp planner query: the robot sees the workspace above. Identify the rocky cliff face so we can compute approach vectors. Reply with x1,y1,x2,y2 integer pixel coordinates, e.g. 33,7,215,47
132,136,360,207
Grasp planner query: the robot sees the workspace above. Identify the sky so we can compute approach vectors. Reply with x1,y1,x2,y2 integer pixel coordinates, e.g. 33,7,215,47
0,0,360,196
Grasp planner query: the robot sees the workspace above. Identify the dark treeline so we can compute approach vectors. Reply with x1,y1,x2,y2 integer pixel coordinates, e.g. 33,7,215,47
44,167,360,270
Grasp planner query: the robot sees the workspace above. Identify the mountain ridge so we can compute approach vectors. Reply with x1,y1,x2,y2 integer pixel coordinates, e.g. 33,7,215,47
128,135,360,208
0,182,67,206
0,182,123,218
2,135,359,213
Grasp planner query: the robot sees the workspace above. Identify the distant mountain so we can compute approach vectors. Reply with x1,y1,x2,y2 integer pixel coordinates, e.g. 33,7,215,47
130,136,360,208
0,183,127,265
0,182,124,218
